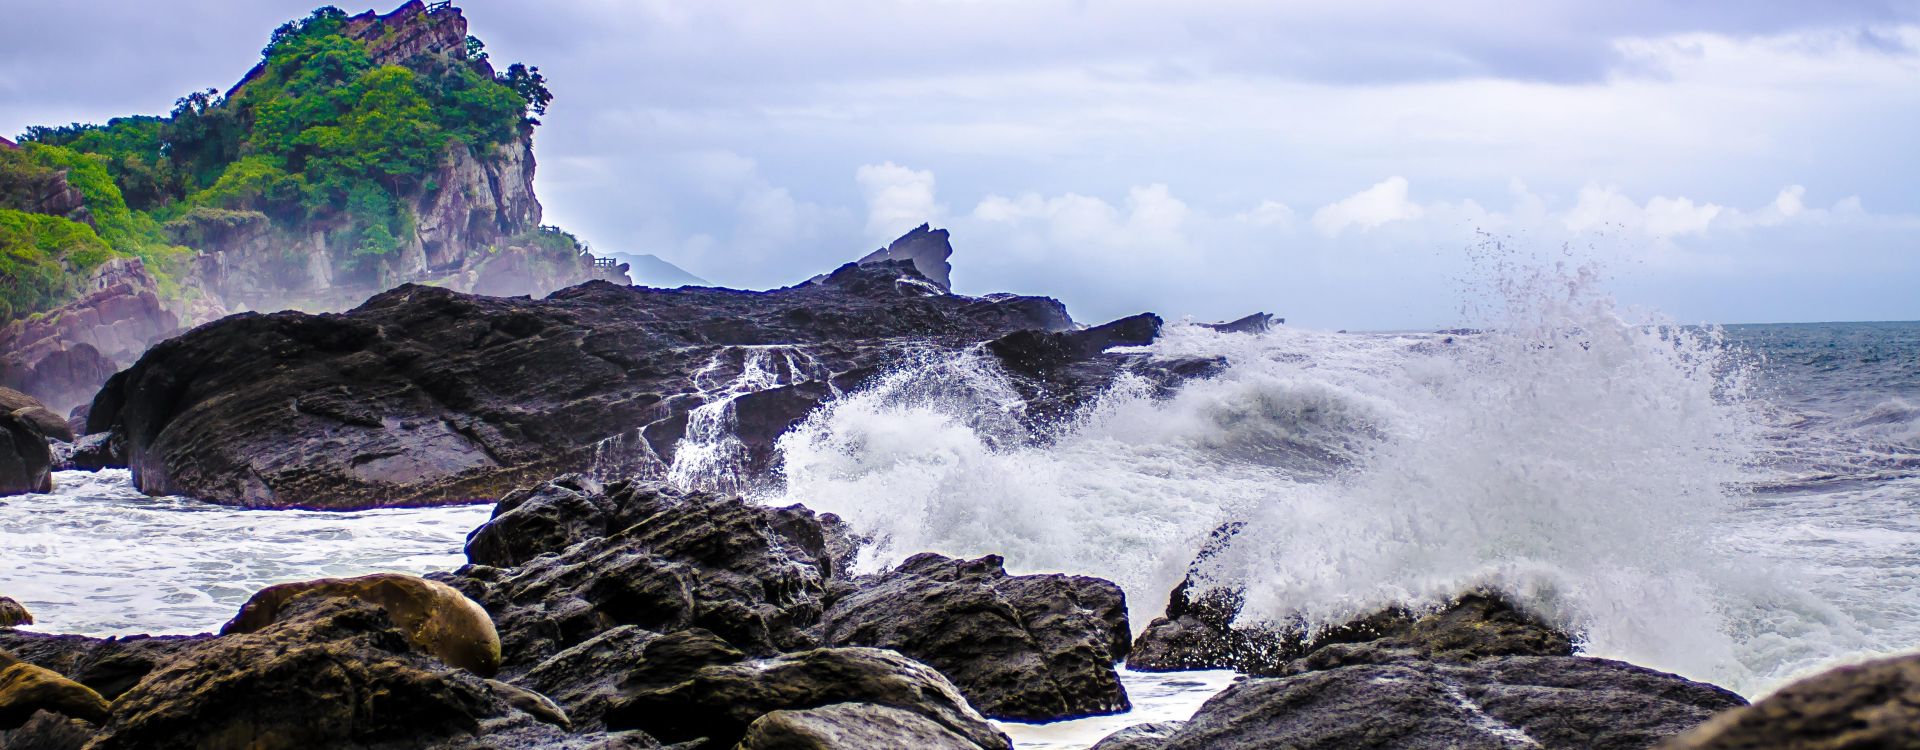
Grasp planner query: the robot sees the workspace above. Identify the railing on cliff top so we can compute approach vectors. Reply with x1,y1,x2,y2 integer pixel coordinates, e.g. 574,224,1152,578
593,257,618,270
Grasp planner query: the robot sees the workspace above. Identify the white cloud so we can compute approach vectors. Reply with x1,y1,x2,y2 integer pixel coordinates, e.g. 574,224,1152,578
1643,195,1722,235
1312,176,1424,236
856,161,942,243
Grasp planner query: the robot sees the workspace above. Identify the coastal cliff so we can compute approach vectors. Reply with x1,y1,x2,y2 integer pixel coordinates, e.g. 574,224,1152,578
0,1,626,414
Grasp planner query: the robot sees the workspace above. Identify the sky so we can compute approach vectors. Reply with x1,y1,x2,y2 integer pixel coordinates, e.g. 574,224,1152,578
3,1,1917,328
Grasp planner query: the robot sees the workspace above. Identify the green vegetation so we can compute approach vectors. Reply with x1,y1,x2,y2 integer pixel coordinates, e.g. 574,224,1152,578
6,4,554,321
0,208,113,322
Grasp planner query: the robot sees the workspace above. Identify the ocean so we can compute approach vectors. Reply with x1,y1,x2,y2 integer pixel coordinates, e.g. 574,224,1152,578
2,282,1915,747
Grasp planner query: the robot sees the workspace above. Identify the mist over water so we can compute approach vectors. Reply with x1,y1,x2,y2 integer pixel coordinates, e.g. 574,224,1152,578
770,256,1919,697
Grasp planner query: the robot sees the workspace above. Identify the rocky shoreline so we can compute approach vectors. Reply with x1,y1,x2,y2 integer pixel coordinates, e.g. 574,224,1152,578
5,466,1918,748
4,241,1918,748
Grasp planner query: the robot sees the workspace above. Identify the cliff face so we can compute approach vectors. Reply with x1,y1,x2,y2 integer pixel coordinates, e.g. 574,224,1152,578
0,258,180,415
178,1,619,317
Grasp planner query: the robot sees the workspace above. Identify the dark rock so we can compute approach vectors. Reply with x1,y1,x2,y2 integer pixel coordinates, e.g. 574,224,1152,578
519,626,745,731
853,223,955,292
0,598,30,628
0,388,73,443
1130,522,1571,674
1131,588,1572,675
1660,651,1920,749
821,552,1131,721
220,573,502,676
1149,652,1744,750
0,649,110,730
1198,312,1276,334
0,410,52,496
83,597,552,750
603,646,1010,750
0,632,204,702
56,432,119,472
985,312,1165,428
739,702,984,750
449,489,841,670
88,260,1075,508
1090,721,1186,750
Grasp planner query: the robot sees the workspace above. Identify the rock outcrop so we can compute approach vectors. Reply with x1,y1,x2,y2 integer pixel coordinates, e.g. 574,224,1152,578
0,649,111,730
738,702,987,750
0,408,52,495
604,646,1011,750
822,552,1132,721
0,258,179,416
1105,650,1744,750
851,223,955,291
447,482,844,669
1661,651,1920,749
79,597,554,750
86,260,1080,508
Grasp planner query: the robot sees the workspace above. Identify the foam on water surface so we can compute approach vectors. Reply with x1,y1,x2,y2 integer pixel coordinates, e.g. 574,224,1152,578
0,469,491,636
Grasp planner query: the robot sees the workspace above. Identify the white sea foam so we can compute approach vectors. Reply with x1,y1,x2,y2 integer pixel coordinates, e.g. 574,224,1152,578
0,469,491,636
770,258,1915,698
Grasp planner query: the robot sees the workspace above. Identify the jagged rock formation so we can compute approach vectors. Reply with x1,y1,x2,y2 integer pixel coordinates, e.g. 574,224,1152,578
853,223,954,291
821,552,1132,721
85,260,1081,508
0,258,180,416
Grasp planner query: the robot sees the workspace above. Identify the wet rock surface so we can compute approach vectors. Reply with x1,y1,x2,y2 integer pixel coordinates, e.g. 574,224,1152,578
822,552,1132,721
446,481,845,669
88,260,1082,508
1112,650,1743,750
738,702,985,750
604,646,1010,750
1660,651,1920,750
0,408,52,496
0,649,111,730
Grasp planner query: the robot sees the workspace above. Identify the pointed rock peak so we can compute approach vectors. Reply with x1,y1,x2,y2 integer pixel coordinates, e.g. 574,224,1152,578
855,224,954,292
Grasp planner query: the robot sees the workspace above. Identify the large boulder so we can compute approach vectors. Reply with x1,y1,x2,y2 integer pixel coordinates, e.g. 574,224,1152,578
444,486,844,671
1661,651,1920,749
86,259,1076,508
1121,649,1744,750
221,573,502,676
82,597,556,750
822,552,1132,721
0,409,52,495
603,646,1010,750
738,702,984,750
0,388,73,443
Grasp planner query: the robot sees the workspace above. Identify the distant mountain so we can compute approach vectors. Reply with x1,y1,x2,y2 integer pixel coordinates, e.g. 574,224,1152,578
602,252,707,288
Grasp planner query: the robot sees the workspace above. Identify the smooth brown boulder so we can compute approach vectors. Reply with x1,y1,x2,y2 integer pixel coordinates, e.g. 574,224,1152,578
1662,652,1920,750
223,573,501,676
0,650,111,729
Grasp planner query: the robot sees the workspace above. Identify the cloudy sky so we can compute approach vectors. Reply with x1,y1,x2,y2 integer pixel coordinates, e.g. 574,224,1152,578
4,1,1917,327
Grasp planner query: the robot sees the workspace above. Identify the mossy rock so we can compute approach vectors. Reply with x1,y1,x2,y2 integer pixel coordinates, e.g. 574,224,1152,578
0,650,111,729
